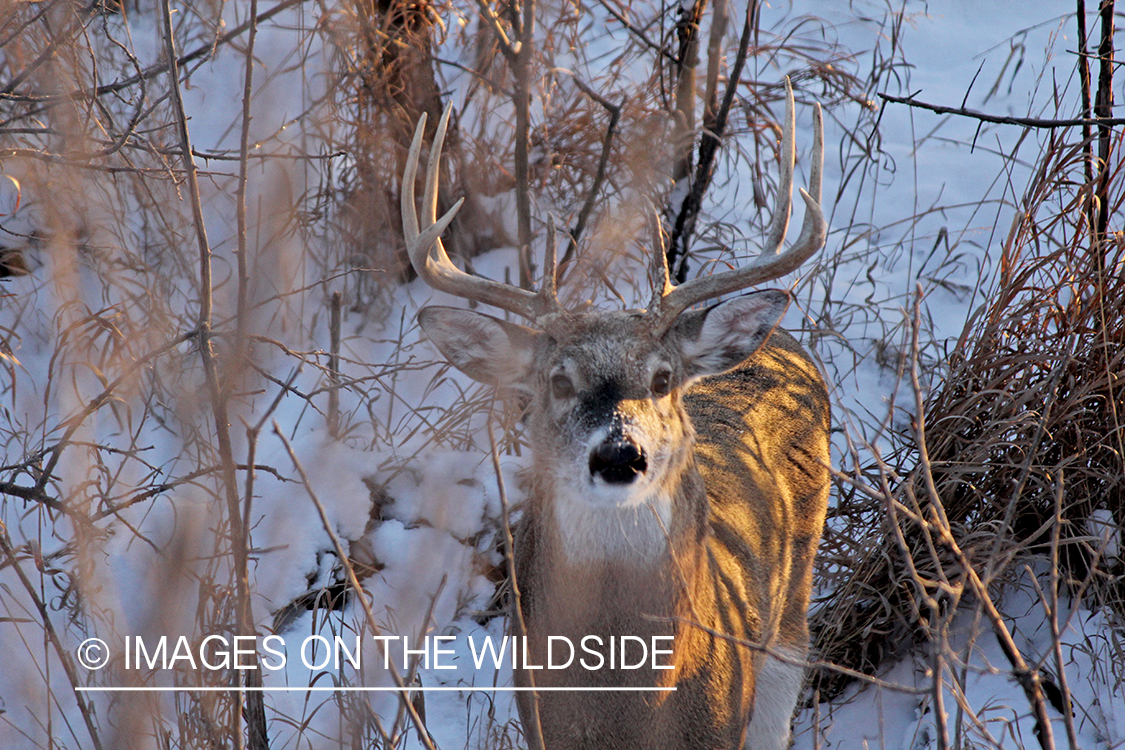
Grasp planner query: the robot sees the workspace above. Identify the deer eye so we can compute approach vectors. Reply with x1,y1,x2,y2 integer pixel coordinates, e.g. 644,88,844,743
551,373,575,400
650,369,672,397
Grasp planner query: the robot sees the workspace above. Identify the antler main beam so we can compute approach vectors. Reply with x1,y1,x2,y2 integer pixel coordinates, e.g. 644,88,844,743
649,77,826,332
401,106,566,327
405,80,823,336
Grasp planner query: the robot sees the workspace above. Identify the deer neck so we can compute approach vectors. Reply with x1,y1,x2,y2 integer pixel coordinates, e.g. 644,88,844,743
518,459,710,653
535,452,708,569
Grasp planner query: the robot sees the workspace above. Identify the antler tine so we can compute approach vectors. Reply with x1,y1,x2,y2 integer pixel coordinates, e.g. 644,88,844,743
761,78,796,255
530,214,571,332
647,209,673,312
402,105,543,321
790,101,824,260
649,77,827,331
539,215,559,305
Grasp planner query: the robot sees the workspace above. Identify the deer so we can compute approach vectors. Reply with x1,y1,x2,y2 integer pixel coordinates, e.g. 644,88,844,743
401,80,830,750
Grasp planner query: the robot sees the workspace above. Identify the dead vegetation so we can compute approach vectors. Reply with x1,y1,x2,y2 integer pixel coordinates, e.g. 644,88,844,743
808,20,1125,735
0,0,1122,748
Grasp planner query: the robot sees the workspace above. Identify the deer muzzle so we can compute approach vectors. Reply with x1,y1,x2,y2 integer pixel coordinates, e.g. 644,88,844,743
588,437,648,485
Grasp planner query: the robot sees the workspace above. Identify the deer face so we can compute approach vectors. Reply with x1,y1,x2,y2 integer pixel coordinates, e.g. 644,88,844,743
418,290,788,516
528,312,691,513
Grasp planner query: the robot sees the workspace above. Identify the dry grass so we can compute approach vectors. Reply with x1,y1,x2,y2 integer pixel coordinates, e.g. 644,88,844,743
2,1,1122,749
925,136,1124,613
809,125,1125,720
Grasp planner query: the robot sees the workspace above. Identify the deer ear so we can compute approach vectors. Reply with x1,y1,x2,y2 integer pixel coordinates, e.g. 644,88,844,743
418,307,541,388
670,289,789,380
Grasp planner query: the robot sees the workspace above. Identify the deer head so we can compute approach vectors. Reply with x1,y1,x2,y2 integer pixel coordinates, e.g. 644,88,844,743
404,79,823,523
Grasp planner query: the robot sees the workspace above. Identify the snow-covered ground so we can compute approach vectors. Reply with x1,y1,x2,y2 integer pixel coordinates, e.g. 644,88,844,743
1,1,1121,749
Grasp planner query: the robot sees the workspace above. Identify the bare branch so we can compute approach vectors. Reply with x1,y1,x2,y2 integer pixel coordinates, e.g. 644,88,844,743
161,2,267,743
665,0,759,281
879,91,1125,128
558,71,623,267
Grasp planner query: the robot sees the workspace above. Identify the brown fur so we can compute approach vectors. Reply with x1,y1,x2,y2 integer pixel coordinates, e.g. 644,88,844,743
504,327,830,750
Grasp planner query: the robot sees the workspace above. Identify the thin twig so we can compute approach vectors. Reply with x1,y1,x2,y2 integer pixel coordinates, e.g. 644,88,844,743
161,2,266,745
232,0,260,385
0,0,309,106
556,71,623,267
879,91,1125,128
671,612,929,695
31,329,197,504
271,423,438,750
487,419,545,750
1045,473,1079,750
0,4,99,96
0,525,105,750
908,285,1058,750
232,7,269,741
595,0,674,60
910,293,951,750
328,291,342,437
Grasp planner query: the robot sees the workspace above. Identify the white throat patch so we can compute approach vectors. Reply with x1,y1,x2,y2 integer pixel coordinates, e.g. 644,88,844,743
551,478,675,564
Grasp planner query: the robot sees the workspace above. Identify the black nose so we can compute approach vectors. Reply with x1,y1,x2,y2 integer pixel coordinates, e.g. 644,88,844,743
589,439,648,484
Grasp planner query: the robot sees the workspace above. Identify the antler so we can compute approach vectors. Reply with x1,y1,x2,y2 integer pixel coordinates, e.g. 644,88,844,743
647,77,826,332
402,105,567,328
406,84,823,336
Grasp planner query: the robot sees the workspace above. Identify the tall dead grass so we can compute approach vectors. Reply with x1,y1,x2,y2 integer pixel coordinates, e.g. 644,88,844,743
810,122,1125,728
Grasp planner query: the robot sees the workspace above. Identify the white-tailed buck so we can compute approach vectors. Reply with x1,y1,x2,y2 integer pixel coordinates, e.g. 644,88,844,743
403,81,829,750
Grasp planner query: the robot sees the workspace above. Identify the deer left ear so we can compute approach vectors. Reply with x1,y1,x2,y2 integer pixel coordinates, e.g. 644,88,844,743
669,289,789,380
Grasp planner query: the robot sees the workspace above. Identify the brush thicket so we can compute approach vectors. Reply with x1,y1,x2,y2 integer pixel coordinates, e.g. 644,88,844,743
810,131,1125,700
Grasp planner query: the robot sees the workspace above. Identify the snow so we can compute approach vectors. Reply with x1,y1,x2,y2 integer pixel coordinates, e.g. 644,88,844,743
1,1,1121,749
796,582,1125,750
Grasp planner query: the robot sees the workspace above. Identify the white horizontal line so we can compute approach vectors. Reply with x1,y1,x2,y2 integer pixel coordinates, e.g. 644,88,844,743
76,686,676,693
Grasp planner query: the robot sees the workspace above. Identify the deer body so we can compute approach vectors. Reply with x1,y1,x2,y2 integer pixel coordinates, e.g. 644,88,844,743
402,83,830,749
508,323,830,750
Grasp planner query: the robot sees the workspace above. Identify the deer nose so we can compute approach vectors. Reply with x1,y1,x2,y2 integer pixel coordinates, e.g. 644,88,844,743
589,438,648,484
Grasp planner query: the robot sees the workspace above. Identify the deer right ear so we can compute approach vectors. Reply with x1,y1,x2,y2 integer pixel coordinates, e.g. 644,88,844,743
418,306,541,389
